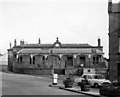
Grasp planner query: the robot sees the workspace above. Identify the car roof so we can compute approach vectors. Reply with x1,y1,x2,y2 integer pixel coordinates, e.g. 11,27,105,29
83,74,102,76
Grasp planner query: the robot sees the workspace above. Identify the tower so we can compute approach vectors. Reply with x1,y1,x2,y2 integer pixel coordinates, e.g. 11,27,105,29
108,0,120,80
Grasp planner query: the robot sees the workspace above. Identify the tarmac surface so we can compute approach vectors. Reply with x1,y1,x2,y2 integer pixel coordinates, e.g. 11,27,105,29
1,65,103,96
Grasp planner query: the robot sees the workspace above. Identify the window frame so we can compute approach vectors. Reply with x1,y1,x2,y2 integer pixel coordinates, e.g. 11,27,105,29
118,36,120,53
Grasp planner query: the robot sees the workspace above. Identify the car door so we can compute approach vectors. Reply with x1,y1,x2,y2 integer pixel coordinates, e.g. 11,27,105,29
88,75,94,86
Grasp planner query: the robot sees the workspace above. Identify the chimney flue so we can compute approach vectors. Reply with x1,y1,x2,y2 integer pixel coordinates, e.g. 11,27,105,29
10,42,12,49
14,39,17,46
38,38,41,44
20,40,24,45
98,37,101,47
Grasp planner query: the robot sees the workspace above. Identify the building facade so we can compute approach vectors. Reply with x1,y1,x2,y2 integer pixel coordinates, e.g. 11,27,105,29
8,37,107,75
108,0,120,80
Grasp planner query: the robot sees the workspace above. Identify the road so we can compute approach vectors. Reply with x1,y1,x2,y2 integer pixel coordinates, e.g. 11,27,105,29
1,71,91,96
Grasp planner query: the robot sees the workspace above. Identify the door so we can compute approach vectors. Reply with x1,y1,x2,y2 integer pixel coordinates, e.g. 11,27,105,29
65,56,73,67
80,57,85,66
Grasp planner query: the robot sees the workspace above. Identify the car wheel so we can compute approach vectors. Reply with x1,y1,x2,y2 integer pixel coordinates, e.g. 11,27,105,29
94,83,99,88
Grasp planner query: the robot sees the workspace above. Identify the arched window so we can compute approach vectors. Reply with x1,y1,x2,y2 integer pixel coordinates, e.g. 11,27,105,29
33,56,35,64
20,56,22,62
42,56,45,64
118,36,120,53
18,56,22,63
17,57,19,62
30,57,32,64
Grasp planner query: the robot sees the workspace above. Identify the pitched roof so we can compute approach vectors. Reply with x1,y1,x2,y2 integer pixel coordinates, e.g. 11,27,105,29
20,43,93,48
17,48,104,55
17,49,50,54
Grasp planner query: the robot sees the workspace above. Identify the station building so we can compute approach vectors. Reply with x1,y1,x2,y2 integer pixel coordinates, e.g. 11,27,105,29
8,37,107,75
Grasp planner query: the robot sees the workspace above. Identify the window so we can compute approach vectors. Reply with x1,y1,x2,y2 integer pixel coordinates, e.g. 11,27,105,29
82,75,87,79
93,56,99,65
119,37,120,53
33,56,35,64
94,76,99,79
80,57,85,65
18,56,22,63
93,57,95,64
30,57,32,64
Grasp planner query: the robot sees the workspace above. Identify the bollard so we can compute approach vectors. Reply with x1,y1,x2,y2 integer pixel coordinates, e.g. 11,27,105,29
52,74,58,85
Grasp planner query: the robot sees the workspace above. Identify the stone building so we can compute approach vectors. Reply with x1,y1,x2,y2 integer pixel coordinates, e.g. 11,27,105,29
108,0,120,80
8,37,107,75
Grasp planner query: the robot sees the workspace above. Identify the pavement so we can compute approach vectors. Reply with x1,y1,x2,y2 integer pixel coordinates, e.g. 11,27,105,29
59,86,100,97
49,83,101,97
36,74,102,97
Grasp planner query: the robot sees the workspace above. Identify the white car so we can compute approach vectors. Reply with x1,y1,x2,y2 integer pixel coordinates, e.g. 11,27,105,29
74,74,111,88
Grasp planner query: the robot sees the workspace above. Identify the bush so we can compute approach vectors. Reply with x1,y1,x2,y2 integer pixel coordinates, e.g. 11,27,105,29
78,81,90,91
99,82,120,96
63,75,74,88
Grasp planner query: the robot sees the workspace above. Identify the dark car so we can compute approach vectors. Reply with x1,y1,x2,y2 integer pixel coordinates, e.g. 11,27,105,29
99,79,120,97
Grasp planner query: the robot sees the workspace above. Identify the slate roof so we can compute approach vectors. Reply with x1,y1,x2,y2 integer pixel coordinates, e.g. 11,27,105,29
17,48,104,55
20,43,94,48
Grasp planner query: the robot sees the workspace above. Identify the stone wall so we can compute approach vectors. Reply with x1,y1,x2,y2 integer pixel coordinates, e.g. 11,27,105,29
109,4,120,80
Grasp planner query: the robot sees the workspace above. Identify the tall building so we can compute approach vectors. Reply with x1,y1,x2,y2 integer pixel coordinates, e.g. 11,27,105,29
8,38,107,75
108,0,120,80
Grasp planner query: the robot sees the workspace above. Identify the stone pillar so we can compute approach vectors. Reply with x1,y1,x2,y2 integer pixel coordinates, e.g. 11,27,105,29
87,54,92,68
59,54,62,69
30,54,34,68
73,54,77,67
44,54,48,68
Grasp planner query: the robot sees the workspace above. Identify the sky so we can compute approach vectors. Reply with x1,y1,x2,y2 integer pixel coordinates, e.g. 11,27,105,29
0,0,120,59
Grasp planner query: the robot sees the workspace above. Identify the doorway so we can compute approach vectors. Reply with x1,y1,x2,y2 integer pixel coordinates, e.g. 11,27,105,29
65,56,73,68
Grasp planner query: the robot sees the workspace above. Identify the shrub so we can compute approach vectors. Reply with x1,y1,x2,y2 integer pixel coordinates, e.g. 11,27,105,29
99,82,120,96
63,74,74,88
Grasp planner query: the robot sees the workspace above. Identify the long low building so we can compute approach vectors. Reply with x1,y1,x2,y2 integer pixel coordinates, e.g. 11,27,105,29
7,37,107,75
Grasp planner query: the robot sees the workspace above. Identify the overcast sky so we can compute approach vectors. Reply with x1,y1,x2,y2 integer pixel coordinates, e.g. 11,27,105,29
0,0,120,58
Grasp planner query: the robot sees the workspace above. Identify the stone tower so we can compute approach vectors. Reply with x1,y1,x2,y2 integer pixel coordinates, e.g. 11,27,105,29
108,0,120,80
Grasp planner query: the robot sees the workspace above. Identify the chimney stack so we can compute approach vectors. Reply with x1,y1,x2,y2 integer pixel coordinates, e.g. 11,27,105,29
108,0,112,13
10,42,12,49
14,39,17,46
98,37,101,47
20,40,24,46
38,38,41,44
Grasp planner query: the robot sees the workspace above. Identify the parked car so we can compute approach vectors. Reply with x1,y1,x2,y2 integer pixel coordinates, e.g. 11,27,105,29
74,74,111,88
99,79,120,96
